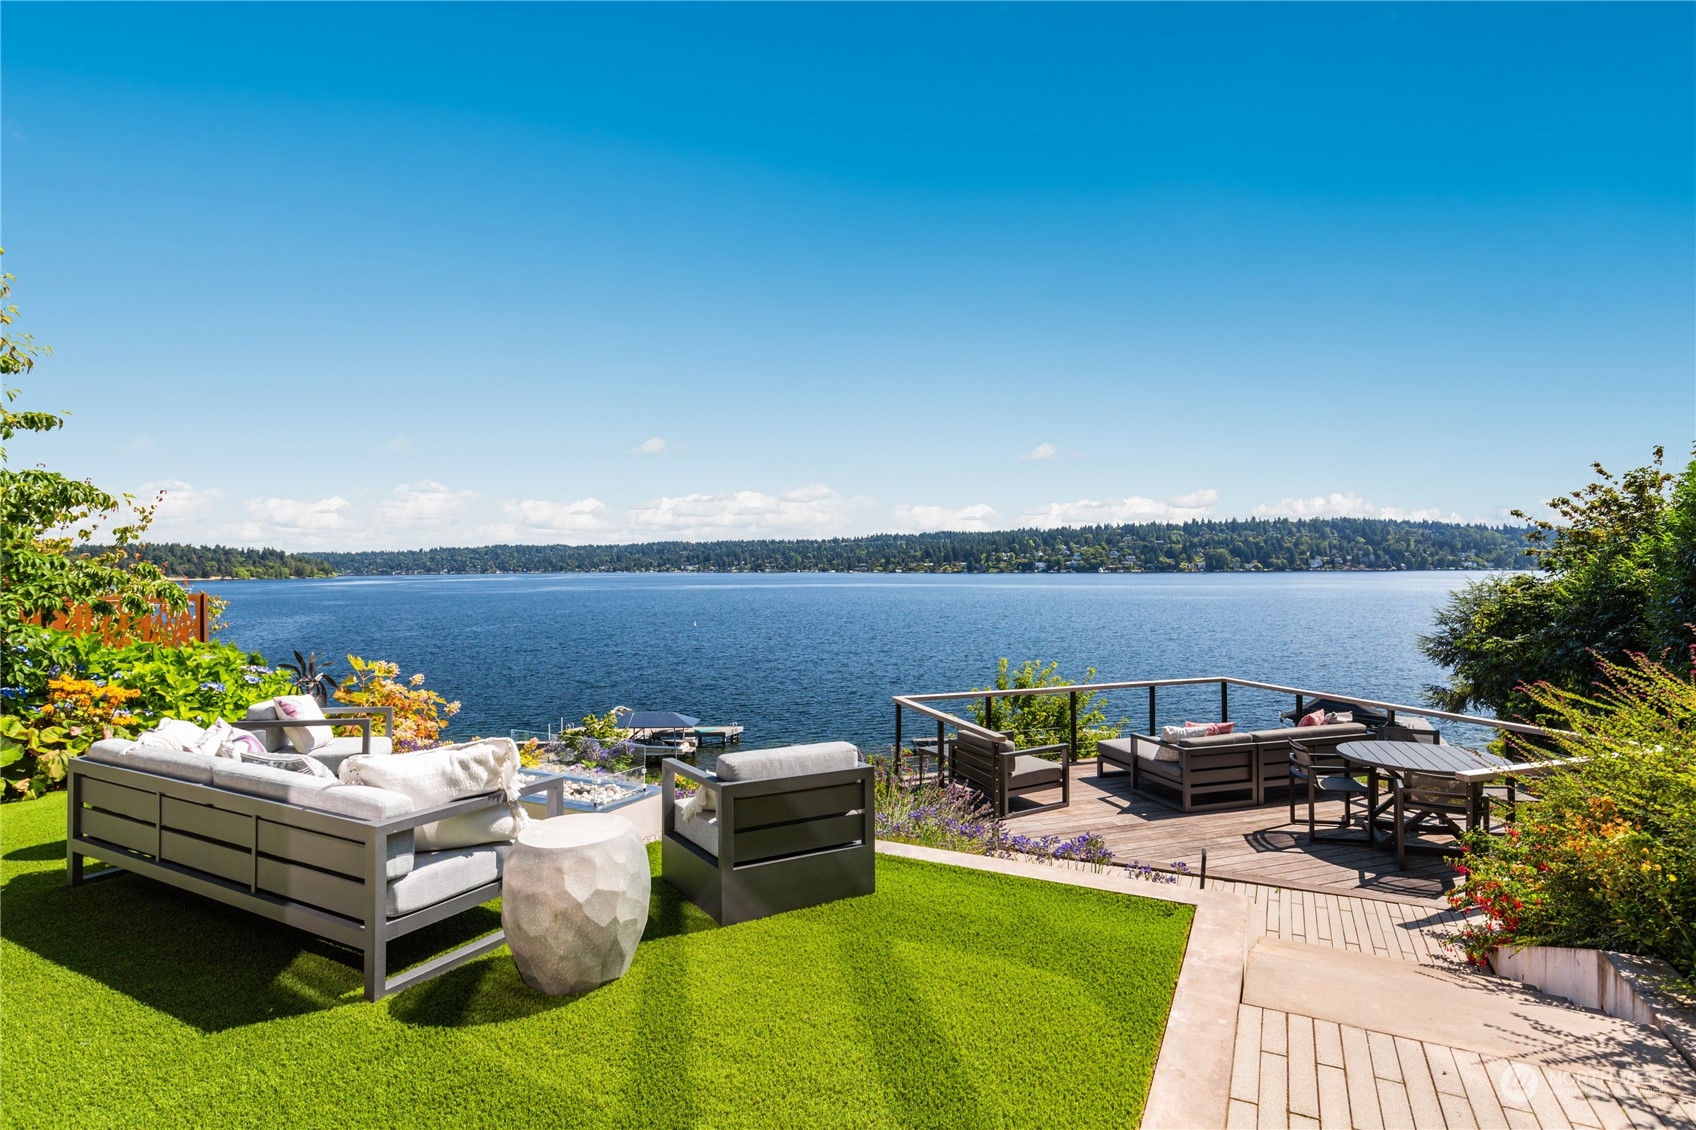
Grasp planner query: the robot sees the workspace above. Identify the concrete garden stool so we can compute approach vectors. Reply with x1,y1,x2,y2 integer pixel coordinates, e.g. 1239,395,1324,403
501,814,651,995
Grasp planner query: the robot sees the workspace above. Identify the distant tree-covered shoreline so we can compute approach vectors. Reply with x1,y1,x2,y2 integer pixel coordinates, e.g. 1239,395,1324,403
171,518,1531,576
88,543,338,580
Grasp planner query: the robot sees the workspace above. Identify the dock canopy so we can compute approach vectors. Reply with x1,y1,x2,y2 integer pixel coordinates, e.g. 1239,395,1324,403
615,709,701,730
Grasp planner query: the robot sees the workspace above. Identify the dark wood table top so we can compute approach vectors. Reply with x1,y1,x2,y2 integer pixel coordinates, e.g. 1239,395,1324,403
1338,740,1510,776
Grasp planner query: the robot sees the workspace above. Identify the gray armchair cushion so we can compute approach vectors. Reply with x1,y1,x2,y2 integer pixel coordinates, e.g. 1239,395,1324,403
81,742,217,785
386,844,508,917
672,801,720,858
1007,754,1063,789
714,742,859,782
1133,737,1181,763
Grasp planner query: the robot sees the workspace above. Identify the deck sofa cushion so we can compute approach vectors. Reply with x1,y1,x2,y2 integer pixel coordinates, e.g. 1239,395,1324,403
341,739,527,851
1132,737,1182,763
1244,723,1367,745
951,731,1017,757
386,844,508,917
82,740,218,784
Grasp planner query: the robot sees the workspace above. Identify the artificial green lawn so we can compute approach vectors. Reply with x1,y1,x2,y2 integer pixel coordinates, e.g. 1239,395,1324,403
2,794,1191,1129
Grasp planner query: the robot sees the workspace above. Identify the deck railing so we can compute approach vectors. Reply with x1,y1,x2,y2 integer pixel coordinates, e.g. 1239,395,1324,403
24,590,211,647
890,675,1551,781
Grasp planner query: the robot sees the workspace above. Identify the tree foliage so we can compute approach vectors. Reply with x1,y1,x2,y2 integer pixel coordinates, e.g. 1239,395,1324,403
965,658,1122,760
1422,448,1696,722
300,518,1533,576
0,251,187,625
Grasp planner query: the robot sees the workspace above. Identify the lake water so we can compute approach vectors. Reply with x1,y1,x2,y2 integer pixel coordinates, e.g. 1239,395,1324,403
193,571,1497,752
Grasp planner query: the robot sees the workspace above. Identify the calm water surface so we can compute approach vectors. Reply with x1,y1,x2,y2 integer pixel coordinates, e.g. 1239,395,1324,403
194,572,1495,751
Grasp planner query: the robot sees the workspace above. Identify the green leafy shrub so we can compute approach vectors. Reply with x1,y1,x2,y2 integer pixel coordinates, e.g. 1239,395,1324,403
1448,649,1696,977
965,658,1123,759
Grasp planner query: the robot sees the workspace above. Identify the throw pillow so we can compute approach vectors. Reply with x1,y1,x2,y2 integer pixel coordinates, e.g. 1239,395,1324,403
1324,711,1353,725
1297,707,1328,728
1187,721,1237,737
237,746,337,778
339,739,527,850
221,729,270,759
1160,723,1209,741
273,695,333,753
134,717,211,753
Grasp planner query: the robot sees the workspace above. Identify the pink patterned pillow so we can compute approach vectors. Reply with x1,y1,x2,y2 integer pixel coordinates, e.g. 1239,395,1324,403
1185,721,1237,737
273,694,332,753
1297,707,1328,728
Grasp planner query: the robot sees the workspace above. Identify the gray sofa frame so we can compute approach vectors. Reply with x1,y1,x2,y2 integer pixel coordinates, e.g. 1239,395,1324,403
1098,723,1369,812
660,758,875,926
66,756,561,1001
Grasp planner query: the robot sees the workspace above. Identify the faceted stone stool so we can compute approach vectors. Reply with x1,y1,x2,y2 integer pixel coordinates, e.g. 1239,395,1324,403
502,814,651,996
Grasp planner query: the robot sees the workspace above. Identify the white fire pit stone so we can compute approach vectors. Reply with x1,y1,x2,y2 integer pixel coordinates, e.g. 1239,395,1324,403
501,814,651,996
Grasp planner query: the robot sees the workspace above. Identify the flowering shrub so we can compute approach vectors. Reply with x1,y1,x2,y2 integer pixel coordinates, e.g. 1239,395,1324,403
332,655,460,753
1124,860,1192,885
1448,649,1696,977
0,625,294,799
872,758,1116,870
0,675,141,798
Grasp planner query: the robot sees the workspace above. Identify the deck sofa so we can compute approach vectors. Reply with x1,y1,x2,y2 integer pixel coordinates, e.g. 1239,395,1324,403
661,742,875,925
1097,721,1369,812
66,733,545,1001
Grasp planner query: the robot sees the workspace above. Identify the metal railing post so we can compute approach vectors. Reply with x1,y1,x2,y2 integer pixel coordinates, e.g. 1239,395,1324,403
935,718,945,784
893,704,903,777
1220,680,1229,724
1148,685,1157,735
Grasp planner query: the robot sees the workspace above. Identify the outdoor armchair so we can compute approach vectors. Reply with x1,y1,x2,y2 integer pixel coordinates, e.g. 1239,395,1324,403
661,743,875,925
948,729,1069,818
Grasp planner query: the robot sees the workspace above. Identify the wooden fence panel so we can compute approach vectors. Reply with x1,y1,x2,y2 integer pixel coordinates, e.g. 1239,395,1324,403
24,591,209,647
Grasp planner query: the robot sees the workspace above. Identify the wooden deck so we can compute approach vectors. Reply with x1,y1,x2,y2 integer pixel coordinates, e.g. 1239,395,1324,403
1006,764,1461,905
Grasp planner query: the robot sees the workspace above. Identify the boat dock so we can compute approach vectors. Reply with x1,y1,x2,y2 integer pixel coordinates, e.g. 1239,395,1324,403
690,725,744,747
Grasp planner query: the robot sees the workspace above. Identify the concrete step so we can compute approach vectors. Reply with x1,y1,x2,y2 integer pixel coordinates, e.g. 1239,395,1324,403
1242,937,1696,1092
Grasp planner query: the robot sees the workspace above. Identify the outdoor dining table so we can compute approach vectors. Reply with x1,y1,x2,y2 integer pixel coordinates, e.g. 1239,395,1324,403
1337,740,1513,852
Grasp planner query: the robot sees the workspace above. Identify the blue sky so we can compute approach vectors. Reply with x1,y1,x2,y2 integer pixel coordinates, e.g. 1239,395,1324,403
5,3,1692,550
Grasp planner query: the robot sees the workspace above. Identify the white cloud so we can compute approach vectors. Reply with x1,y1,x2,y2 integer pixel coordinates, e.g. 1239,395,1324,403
383,436,410,452
626,484,856,539
375,481,477,527
1020,443,1057,461
499,497,609,534
140,479,224,519
244,495,353,531
890,503,998,533
1252,492,1464,522
1020,488,1219,526
631,436,669,455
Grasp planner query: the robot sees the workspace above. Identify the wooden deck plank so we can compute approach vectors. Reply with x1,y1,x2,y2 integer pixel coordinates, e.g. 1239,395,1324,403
1005,769,1456,903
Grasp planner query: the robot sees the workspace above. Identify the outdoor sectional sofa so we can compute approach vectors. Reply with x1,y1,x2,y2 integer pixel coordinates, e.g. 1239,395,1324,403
66,735,558,1001
1096,721,1369,812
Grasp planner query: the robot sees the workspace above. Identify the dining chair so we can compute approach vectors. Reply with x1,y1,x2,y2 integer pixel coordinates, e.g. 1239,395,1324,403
1391,771,1472,869
1288,740,1370,842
